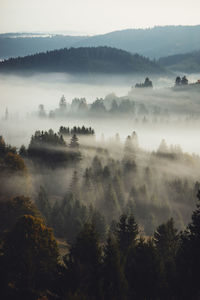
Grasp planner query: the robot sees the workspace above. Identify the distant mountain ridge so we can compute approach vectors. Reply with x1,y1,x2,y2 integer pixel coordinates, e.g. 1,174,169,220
0,46,165,75
1,25,200,59
0,35,86,59
159,50,200,73
73,26,200,59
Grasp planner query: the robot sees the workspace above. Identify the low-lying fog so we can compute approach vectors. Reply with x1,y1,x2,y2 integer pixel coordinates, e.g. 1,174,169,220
0,73,131,112
1,72,200,154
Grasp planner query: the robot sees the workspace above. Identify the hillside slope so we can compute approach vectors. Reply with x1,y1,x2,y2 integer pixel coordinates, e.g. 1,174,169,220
0,46,165,74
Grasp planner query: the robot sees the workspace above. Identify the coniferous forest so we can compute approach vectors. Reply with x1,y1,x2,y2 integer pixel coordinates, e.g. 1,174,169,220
0,46,165,75
1,121,200,299
1,2,200,299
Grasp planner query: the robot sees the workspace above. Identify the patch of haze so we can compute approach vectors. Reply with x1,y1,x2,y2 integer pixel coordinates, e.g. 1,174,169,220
1,72,200,154
128,88,200,115
0,73,131,116
2,72,194,116
2,116,200,156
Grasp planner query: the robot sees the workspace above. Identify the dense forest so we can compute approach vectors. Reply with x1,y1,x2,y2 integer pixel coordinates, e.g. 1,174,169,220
1,25,200,59
0,47,165,74
1,126,200,299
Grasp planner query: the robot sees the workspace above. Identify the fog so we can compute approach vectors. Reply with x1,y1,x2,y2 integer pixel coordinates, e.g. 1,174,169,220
1,72,200,238
0,73,130,113
1,72,200,154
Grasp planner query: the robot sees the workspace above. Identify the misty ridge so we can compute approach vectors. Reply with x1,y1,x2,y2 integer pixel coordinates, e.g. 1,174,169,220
1,25,200,60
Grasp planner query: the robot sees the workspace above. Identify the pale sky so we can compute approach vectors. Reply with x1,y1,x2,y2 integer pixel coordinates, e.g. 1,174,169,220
0,0,200,35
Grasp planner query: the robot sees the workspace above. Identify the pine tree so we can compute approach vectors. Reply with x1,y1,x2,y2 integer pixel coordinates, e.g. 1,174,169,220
19,145,28,157
70,170,80,200
124,135,134,159
154,218,179,299
131,131,139,149
104,184,119,221
92,156,103,177
154,218,179,260
36,186,51,224
158,139,168,153
113,174,125,208
38,104,46,118
70,134,79,149
59,95,67,110
90,210,107,242
64,223,102,299
125,238,160,300
175,76,181,86
116,214,138,257
103,235,128,300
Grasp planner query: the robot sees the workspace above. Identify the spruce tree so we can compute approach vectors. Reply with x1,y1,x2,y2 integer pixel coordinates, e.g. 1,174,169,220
36,186,51,224
70,134,79,149
103,235,128,300
116,214,138,257
154,218,179,299
64,223,102,299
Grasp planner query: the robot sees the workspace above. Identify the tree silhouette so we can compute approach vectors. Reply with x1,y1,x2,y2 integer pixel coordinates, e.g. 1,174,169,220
103,235,128,300
70,134,79,149
64,223,102,299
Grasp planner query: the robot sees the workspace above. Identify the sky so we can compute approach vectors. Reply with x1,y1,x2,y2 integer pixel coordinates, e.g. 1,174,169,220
0,0,200,35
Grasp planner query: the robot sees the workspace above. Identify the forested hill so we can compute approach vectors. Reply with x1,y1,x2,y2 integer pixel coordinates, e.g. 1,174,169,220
0,46,165,74
158,50,200,73
1,26,200,59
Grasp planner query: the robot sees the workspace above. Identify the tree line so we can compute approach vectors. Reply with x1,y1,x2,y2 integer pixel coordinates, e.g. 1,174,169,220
38,94,167,120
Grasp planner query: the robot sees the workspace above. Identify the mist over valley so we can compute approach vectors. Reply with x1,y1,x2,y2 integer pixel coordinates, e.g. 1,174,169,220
1,3,200,296
1,72,200,154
